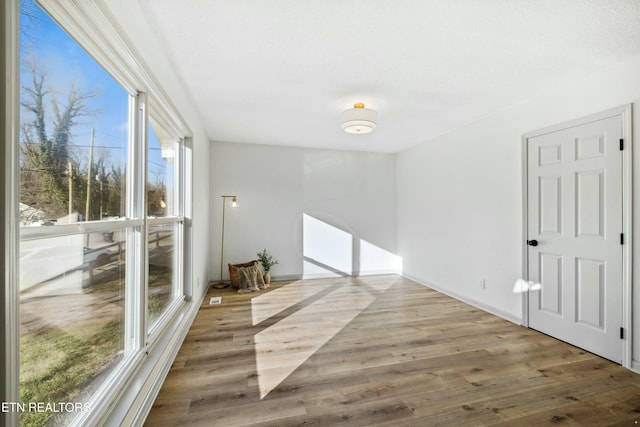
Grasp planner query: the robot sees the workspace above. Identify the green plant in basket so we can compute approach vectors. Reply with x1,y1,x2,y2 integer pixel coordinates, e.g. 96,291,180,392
257,249,278,273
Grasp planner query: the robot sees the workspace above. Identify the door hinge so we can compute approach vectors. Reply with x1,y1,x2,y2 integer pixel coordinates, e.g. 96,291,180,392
620,138,624,151
620,327,624,340
620,233,624,245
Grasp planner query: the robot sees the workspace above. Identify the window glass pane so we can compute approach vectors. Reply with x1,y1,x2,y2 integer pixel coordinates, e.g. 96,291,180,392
19,230,126,426
147,120,176,218
148,222,178,329
19,0,128,225
19,1,130,425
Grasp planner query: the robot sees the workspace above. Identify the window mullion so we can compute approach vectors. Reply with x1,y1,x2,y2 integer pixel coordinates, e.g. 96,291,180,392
183,138,193,300
175,140,183,299
125,92,148,355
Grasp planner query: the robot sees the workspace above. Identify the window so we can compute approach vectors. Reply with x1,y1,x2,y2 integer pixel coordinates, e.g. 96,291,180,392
146,117,183,331
14,1,189,425
19,230,126,426
19,4,130,425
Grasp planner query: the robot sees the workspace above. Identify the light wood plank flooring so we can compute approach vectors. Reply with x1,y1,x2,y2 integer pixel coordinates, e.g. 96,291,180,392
145,275,640,426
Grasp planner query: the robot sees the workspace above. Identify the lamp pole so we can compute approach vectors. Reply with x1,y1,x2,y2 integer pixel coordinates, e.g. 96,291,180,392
219,195,237,283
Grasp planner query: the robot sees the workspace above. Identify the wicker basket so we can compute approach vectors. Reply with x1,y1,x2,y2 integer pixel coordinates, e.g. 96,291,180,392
228,260,259,288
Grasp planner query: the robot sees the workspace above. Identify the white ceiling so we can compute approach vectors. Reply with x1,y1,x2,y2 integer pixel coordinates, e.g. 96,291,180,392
139,0,640,153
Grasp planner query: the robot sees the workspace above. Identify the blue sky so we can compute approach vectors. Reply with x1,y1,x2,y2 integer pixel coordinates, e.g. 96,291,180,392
20,0,168,182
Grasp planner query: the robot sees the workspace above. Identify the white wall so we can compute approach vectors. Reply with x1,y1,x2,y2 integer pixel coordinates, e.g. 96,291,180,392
398,119,522,322
397,54,640,360
210,142,397,281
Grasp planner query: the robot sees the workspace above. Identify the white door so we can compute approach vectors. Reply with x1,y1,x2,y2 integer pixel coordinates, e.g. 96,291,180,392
527,114,623,363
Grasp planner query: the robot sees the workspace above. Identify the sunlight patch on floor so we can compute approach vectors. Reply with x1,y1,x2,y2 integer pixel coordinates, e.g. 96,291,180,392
251,280,327,326
254,283,375,399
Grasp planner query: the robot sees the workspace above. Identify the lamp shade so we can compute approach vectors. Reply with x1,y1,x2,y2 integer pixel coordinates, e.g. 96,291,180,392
341,103,376,134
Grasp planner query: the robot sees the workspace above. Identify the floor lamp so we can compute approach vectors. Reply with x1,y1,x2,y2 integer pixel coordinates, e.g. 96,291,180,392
215,195,237,288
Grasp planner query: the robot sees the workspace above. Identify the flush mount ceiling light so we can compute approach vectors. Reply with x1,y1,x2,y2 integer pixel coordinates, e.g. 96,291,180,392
341,103,377,134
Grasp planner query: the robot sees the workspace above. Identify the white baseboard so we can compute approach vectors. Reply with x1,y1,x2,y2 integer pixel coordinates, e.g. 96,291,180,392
100,292,205,426
402,273,523,326
272,269,402,282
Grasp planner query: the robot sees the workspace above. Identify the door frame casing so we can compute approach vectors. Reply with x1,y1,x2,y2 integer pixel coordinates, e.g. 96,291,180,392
521,104,633,370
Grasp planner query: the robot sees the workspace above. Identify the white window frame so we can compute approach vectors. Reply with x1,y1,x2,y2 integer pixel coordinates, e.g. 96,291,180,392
145,113,186,337
2,1,21,426
3,0,194,425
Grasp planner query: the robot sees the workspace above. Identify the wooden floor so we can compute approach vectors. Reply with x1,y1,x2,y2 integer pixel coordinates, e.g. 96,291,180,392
145,275,640,426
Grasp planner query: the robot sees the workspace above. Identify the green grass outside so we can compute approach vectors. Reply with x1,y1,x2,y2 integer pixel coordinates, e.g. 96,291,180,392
19,266,172,426
20,320,122,427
